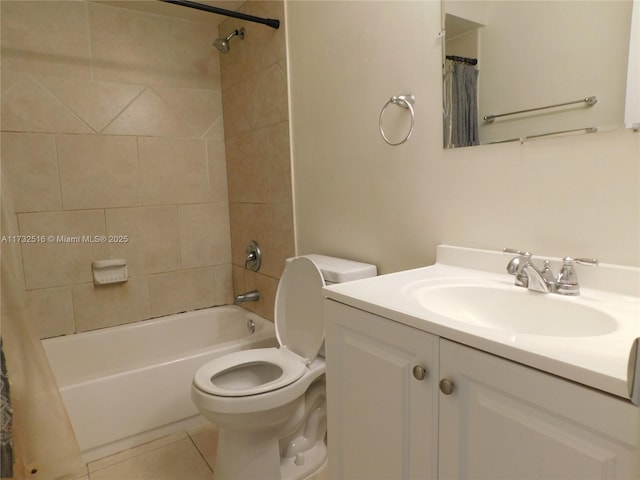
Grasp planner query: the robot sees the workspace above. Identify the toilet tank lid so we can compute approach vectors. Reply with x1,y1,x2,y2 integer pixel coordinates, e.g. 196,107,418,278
288,254,377,283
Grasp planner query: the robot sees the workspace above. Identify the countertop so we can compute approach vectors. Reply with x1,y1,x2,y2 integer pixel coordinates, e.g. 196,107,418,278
323,245,640,400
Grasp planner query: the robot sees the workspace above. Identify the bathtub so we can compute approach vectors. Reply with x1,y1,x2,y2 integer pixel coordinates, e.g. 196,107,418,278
42,305,277,462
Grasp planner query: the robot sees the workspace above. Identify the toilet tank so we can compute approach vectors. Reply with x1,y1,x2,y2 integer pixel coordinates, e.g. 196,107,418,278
288,254,377,284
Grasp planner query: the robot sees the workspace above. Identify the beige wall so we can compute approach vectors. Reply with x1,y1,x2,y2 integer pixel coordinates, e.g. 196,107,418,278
3,0,636,338
218,1,294,321
1,1,233,338
287,1,640,274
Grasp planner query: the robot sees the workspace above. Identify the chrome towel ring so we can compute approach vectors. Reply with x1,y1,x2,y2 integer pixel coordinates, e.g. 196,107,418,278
379,94,415,146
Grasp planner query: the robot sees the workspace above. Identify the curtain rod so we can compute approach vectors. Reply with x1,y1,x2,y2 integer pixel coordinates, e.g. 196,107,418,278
445,55,477,66
159,0,280,29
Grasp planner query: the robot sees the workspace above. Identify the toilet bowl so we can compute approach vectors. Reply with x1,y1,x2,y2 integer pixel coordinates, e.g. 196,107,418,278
191,255,376,480
192,348,325,428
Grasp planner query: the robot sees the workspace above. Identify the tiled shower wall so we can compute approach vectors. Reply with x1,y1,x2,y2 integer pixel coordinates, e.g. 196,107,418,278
1,1,233,338
218,1,295,321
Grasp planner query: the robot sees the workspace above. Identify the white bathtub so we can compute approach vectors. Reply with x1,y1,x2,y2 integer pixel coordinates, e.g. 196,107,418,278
42,305,277,462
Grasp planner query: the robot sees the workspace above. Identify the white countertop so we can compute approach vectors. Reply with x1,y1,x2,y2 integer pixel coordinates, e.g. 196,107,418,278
323,245,640,400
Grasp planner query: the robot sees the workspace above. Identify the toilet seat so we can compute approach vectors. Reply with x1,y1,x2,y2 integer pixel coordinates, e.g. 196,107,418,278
193,257,326,398
193,347,307,397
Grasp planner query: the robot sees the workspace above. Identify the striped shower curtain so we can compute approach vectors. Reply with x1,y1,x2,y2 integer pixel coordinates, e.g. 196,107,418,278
1,178,84,480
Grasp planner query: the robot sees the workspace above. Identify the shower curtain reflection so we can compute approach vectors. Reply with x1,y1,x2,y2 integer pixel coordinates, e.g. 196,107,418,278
1,179,84,480
443,59,480,148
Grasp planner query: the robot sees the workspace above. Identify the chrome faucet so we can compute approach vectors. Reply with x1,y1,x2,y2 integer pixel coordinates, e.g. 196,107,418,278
235,290,260,303
504,248,556,293
504,248,598,295
521,260,557,293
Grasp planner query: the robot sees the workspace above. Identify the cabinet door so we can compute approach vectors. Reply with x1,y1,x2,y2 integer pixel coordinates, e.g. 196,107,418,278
325,300,439,479
439,339,639,480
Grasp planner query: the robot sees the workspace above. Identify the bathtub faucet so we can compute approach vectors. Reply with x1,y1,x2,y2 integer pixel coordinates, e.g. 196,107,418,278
235,290,260,303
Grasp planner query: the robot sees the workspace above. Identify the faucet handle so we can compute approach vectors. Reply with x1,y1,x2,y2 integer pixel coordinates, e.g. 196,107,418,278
503,248,532,284
562,256,599,267
244,240,262,272
503,247,532,257
556,256,599,295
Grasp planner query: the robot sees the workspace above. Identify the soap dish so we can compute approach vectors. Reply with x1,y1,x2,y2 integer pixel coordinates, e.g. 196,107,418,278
92,259,128,285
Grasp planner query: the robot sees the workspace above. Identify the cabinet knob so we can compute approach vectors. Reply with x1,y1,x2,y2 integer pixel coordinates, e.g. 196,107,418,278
412,365,427,381
439,378,454,395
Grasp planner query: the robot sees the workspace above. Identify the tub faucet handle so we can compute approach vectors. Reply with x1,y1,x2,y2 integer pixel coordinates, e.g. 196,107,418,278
245,240,262,272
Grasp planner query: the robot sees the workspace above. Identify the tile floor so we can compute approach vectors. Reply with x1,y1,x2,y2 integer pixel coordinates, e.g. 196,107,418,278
73,424,328,480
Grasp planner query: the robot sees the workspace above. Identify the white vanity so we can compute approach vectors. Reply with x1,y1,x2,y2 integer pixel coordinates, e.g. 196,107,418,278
323,245,639,479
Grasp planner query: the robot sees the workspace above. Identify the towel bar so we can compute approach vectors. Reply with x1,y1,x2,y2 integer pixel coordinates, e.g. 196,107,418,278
484,96,597,123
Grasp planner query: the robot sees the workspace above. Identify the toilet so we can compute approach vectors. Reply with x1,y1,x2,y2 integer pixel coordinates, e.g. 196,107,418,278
191,254,376,480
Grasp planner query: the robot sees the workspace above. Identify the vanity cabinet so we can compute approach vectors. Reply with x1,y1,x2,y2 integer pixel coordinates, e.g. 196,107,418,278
439,339,638,480
324,300,439,479
325,300,639,480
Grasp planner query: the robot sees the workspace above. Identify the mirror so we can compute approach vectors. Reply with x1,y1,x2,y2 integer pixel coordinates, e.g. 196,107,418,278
442,0,635,148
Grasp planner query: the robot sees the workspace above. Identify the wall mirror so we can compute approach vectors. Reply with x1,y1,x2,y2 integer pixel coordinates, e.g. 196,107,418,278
441,0,635,148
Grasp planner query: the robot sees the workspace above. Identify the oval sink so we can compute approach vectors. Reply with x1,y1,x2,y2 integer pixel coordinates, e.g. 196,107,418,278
414,285,618,337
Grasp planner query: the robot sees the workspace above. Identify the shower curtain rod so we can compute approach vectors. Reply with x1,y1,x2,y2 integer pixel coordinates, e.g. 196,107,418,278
159,0,280,29
445,55,477,65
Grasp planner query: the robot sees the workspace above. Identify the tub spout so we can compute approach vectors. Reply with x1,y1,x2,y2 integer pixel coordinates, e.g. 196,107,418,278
235,290,260,303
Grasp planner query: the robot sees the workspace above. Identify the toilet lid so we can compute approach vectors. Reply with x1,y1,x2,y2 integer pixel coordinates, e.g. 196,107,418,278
275,256,326,362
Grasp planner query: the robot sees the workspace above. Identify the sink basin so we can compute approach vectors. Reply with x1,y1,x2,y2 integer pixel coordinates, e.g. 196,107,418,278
413,284,618,337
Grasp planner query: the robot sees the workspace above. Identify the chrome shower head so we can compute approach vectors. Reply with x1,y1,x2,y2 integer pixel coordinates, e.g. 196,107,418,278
213,28,245,54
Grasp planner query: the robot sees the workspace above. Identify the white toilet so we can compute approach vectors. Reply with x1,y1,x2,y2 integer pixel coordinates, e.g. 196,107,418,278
191,254,376,480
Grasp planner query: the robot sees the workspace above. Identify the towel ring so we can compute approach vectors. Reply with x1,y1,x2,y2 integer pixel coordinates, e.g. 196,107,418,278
379,94,415,146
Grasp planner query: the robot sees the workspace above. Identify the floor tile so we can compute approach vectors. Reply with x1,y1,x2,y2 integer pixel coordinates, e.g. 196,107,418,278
88,431,187,473
189,426,219,471
89,438,213,480
85,425,328,480
186,422,216,437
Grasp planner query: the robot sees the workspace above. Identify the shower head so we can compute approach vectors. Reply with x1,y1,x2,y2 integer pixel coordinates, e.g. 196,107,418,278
213,28,245,54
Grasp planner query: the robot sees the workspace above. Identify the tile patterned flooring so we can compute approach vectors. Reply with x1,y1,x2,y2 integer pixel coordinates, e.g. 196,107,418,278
73,424,328,480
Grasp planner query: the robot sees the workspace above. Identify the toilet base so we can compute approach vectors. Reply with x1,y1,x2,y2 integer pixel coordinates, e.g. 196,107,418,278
281,441,327,480
212,382,327,480
215,427,282,479
213,428,327,480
